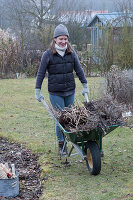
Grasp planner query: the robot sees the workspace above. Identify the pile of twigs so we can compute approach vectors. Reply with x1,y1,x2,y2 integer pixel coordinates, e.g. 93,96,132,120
53,95,124,133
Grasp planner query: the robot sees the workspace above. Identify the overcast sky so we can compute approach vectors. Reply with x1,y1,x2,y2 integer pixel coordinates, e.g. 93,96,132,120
78,0,115,11
55,0,118,12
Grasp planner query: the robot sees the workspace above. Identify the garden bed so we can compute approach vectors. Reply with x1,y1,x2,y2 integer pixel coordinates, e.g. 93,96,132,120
0,137,42,200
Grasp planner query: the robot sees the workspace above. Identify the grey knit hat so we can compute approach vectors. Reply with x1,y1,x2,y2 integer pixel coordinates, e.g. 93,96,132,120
53,24,69,38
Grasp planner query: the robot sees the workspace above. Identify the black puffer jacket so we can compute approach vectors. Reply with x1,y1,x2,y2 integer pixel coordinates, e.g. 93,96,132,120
35,49,87,95
47,50,75,92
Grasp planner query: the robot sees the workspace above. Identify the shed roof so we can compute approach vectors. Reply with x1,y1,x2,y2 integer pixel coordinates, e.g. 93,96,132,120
88,12,133,27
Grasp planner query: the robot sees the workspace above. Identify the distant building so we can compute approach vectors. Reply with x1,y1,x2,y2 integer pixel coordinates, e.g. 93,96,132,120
88,12,133,49
59,10,108,24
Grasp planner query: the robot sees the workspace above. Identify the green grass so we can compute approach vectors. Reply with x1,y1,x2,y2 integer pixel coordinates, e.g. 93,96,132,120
0,78,133,200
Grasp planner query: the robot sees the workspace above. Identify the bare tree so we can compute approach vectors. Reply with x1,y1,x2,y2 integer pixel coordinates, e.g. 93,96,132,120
23,0,57,30
4,0,33,70
114,0,133,12
20,0,63,49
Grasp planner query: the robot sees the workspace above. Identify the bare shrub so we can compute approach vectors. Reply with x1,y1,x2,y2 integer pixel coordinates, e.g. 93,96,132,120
23,50,42,77
106,66,133,111
0,28,22,78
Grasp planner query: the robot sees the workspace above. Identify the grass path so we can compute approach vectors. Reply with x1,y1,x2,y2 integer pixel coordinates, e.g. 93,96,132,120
0,78,133,200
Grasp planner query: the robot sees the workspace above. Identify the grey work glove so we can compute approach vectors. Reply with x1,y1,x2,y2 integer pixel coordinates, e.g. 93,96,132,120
82,83,89,96
35,88,44,102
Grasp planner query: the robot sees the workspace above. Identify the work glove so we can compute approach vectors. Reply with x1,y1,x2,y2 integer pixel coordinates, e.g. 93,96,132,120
82,83,89,96
35,88,44,102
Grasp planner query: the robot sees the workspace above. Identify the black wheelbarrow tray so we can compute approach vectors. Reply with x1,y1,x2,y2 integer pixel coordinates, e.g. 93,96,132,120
41,99,122,175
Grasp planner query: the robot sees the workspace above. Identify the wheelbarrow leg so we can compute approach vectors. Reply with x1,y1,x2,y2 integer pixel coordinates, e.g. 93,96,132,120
71,142,86,160
68,146,74,157
100,135,104,157
97,135,104,157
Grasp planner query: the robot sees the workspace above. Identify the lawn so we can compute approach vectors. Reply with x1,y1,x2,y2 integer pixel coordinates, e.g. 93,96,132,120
0,78,133,200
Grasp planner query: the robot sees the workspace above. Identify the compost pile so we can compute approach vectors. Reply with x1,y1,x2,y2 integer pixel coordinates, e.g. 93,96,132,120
54,95,124,133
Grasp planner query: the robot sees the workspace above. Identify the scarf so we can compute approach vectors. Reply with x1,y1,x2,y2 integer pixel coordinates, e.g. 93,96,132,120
55,43,67,57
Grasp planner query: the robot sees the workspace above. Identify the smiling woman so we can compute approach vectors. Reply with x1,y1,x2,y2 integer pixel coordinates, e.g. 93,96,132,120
54,35,68,48
54,35,68,57
35,24,89,155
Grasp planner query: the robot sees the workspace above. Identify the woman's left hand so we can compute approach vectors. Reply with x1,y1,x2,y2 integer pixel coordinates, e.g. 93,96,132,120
82,83,89,96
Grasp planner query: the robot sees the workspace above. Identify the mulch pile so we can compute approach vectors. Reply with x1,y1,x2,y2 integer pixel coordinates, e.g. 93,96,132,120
0,137,42,200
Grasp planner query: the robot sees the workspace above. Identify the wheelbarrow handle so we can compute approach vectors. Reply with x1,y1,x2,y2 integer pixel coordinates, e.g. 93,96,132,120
41,98,54,118
40,98,69,133
84,93,89,103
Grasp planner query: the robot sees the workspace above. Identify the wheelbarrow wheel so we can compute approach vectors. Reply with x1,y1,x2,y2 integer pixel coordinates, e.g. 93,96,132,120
85,141,101,175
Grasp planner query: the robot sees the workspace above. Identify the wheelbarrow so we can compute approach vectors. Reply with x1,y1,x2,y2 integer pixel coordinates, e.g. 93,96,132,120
41,97,122,175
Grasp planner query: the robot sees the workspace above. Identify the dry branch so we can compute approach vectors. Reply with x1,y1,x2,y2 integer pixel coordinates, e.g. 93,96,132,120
53,95,125,133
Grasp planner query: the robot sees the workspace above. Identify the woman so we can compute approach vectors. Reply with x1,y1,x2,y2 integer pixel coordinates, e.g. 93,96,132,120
35,24,89,155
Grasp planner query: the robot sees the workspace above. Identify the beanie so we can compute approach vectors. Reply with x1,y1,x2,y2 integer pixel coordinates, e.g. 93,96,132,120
53,24,69,38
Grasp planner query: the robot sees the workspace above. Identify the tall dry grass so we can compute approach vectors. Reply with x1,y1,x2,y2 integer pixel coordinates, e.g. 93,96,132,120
0,28,22,78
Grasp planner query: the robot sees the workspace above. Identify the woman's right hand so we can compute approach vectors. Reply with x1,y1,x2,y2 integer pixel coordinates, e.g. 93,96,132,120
35,89,44,102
